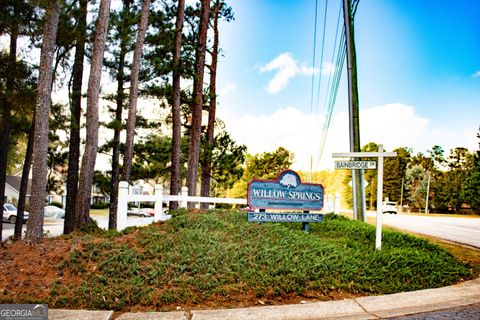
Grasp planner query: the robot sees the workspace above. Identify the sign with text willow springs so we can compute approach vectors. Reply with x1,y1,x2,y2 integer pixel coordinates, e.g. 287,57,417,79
247,170,324,231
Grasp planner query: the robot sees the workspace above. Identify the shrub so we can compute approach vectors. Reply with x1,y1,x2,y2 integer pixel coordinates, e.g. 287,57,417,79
90,202,110,209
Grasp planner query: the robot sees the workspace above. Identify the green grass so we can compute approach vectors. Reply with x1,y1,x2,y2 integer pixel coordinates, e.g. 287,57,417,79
49,210,472,311
89,208,109,217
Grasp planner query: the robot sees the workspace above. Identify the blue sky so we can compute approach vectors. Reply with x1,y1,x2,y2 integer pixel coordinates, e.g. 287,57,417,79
214,0,480,170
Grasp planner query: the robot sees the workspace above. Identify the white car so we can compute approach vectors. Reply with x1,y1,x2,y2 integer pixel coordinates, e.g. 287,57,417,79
44,205,65,219
127,207,154,218
3,204,29,224
382,201,398,214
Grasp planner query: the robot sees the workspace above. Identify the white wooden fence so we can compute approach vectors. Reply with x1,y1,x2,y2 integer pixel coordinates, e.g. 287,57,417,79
324,193,341,214
117,181,247,231
117,181,341,231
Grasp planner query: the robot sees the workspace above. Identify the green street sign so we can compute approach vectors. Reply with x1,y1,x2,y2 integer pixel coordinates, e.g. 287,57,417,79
335,160,376,170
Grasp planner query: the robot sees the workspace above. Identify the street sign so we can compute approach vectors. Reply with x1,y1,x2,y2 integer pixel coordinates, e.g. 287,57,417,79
332,145,397,250
247,170,324,232
335,160,376,170
248,170,324,211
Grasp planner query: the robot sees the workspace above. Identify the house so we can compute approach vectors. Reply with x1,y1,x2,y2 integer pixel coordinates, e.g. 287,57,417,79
4,175,110,208
4,176,32,204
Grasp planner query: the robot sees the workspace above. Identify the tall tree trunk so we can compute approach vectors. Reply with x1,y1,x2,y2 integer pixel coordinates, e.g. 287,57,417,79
0,12,17,240
108,64,125,231
64,0,87,234
122,0,151,183
14,116,35,240
186,0,210,207
200,0,220,209
169,0,186,211
109,0,132,230
75,0,111,228
25,1,60,244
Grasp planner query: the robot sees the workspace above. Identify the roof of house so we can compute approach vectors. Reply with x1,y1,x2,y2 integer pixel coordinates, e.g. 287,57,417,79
6,176,32,196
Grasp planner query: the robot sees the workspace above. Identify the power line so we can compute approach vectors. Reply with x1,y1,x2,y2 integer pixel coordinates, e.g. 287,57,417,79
309,0,319,114
322,0,343,117
314,0,329,113
317,0,361,164
318,28,346,161
318,0,345,162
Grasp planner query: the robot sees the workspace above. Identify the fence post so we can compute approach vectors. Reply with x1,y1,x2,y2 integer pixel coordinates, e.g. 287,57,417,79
335,193,341,214
117,181,129,231
154,184,164,222
328,194,333,212
181,186,188,209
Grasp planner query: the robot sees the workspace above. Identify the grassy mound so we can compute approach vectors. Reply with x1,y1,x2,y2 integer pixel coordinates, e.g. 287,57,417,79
1,210,473,311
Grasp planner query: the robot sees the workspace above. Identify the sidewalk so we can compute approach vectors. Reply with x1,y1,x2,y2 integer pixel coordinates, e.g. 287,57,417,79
49,277,480,320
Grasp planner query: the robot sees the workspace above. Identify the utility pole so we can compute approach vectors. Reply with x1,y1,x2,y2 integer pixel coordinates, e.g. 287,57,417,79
342,0,365,221
425,173,431,214
400,177,404,207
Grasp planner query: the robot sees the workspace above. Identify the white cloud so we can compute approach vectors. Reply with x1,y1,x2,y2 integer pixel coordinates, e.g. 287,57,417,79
318,62,335,75
219,107,323,170
260,53,328,94
219,83,237,97
360,103,430,150
472,70,480,78
260,53,299,94
358,103,476,155
219,103,477,172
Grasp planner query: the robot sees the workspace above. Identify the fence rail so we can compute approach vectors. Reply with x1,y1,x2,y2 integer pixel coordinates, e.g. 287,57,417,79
117,181,339,231
117,181,247,231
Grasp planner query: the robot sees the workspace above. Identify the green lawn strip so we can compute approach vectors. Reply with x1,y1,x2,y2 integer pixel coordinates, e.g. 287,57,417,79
49,211,471,311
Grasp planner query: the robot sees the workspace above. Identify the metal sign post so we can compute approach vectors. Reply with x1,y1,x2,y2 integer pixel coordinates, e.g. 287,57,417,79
333,144,397,250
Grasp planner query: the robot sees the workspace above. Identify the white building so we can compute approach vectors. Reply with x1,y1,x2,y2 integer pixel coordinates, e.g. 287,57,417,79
4,176,31,204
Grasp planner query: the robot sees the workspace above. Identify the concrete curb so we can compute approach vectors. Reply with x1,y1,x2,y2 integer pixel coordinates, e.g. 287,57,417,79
49,277,480,320
190,299,372,320
355,277,480,319
49,309,114,320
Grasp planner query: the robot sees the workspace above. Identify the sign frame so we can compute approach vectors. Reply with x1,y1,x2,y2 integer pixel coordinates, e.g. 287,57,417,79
247,170,325,233
247,169,324,211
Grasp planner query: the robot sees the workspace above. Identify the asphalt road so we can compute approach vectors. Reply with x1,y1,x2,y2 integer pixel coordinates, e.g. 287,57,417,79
389,303,480,319
367,212,480,248
2,218,69,241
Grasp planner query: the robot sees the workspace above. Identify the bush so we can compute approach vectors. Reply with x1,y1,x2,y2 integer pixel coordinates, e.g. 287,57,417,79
17,209,472,312
90,202,110,209
79,219,102,234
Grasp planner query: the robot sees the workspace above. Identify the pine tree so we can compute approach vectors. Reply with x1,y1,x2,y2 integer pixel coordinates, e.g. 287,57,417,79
199,0,220,209
25,0,60,243
169,0,186,210
105,0,136,230
64,0,88,234
75,0,111,228
122,0,151,184
186,0,210,207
